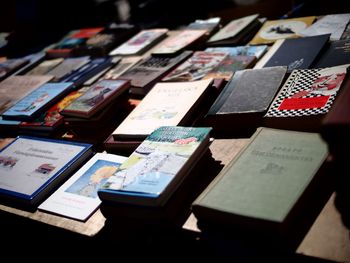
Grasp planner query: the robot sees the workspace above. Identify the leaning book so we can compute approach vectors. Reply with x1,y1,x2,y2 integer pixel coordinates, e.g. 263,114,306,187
39,153,126,221
98,126,211,207
0,136,93,209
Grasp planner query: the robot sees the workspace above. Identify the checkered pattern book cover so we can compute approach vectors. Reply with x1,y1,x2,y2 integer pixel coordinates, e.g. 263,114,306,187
265,65,349,118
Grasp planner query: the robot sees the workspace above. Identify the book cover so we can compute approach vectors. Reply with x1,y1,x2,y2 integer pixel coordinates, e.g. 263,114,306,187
315,39,350,68
206,45,268,60
262,34,330,72
0,58,29,80
249,16,316,45
208,14,259,43
109,29,168,56
264,64,349,131
38,153,127,221
102,56,142,80
0,75,54,114
112,78,213,139
12,52,47,75
0,136,93,208
151,29,207,55
204,67,287,136
60,79,130,118
120,51,193,96
2,82,74,121
45,56,90,81
162,51,228,82
192,127,328,234
99,126,211,207
25,58,64,76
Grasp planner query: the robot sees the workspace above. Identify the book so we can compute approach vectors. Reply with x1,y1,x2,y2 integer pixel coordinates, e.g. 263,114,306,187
207,14,260,46
314,39,350,68
60,79,130,118
0,58,29,81
101,56,142,80
205,45,268,60
99,126,211,207
119,51,193,96
109,29,168,56
38,153,127,221
264,64,349,131
25,58,64,76
2,82,74,121
162,51,228,82
12,52,47,75
298,14,350,41
45,56,90,81
258,34,330,73
0,136,93,209
203,66,287,136
249,16,316,45
112,78,213,140
186,17,221,35
192,127,328,236
0,75,54,114
151,29,207,55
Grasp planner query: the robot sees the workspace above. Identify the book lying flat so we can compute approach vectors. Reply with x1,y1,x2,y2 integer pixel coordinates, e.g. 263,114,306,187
192,127,328,236
2,82,74,121
99,126,211,207
0,136,93,209
39,153,127,221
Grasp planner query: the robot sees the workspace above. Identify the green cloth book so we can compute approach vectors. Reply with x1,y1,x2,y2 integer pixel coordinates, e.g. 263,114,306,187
192,127,328,234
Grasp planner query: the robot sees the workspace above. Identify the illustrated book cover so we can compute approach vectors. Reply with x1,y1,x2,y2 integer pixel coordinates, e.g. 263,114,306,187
112,78,213,140
264,64,349,131
192,127,329,236
39,152,127,221
2,82,74,121
109,28,168,56
60,79,130,118
0,136,93,208
99,126,211,207
205,45,268,60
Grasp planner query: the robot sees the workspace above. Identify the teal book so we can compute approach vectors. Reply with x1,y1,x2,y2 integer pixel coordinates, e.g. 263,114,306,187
2,82,74,121
98,126,211,207
192,127,328,234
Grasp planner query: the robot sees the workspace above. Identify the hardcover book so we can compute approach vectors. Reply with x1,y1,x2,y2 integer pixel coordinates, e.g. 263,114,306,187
99,126,211,207
0,136,93,208
264,64,349,131
192,127,328,236
39,153,127,221
109,28,168,56
259,34,330,72
25,58,64,76
0,75,54,114
314,39,350,68
102,56,142,80
207,14,260,45
2,82,74,121
162,51,228,82
203,66,287,136
45,56,90,81
112,78,213,139
119,51,193,96
13,52,47,75
151,29,207,55
60,79,130,118
206,45,268,60
249,16,316,45
0,58,29,80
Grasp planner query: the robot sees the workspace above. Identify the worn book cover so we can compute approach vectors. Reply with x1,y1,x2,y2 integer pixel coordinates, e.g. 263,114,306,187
162,51,228,82
99,126,211,207
0,136,93,209
249,16,316,45
2,82,74,121
39,153,127,221
192,127,328,236
60,79,130,118
112,78,213,139
109,28,168,56
151,29,207,55
204,66,287,136
264,64,349,131
0,75,54,115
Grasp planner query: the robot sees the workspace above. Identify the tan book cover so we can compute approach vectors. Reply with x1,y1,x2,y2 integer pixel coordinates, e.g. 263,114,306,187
249,16,316,45
112,78,213,139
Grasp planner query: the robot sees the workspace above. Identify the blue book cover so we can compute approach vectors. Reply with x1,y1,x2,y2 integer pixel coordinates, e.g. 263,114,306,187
2,82,74,121
99,126,211,206
0,136,93,208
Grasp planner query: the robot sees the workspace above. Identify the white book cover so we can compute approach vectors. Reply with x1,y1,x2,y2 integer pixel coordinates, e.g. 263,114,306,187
113,78,213,138
208,14,259,42
39,153,127,221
